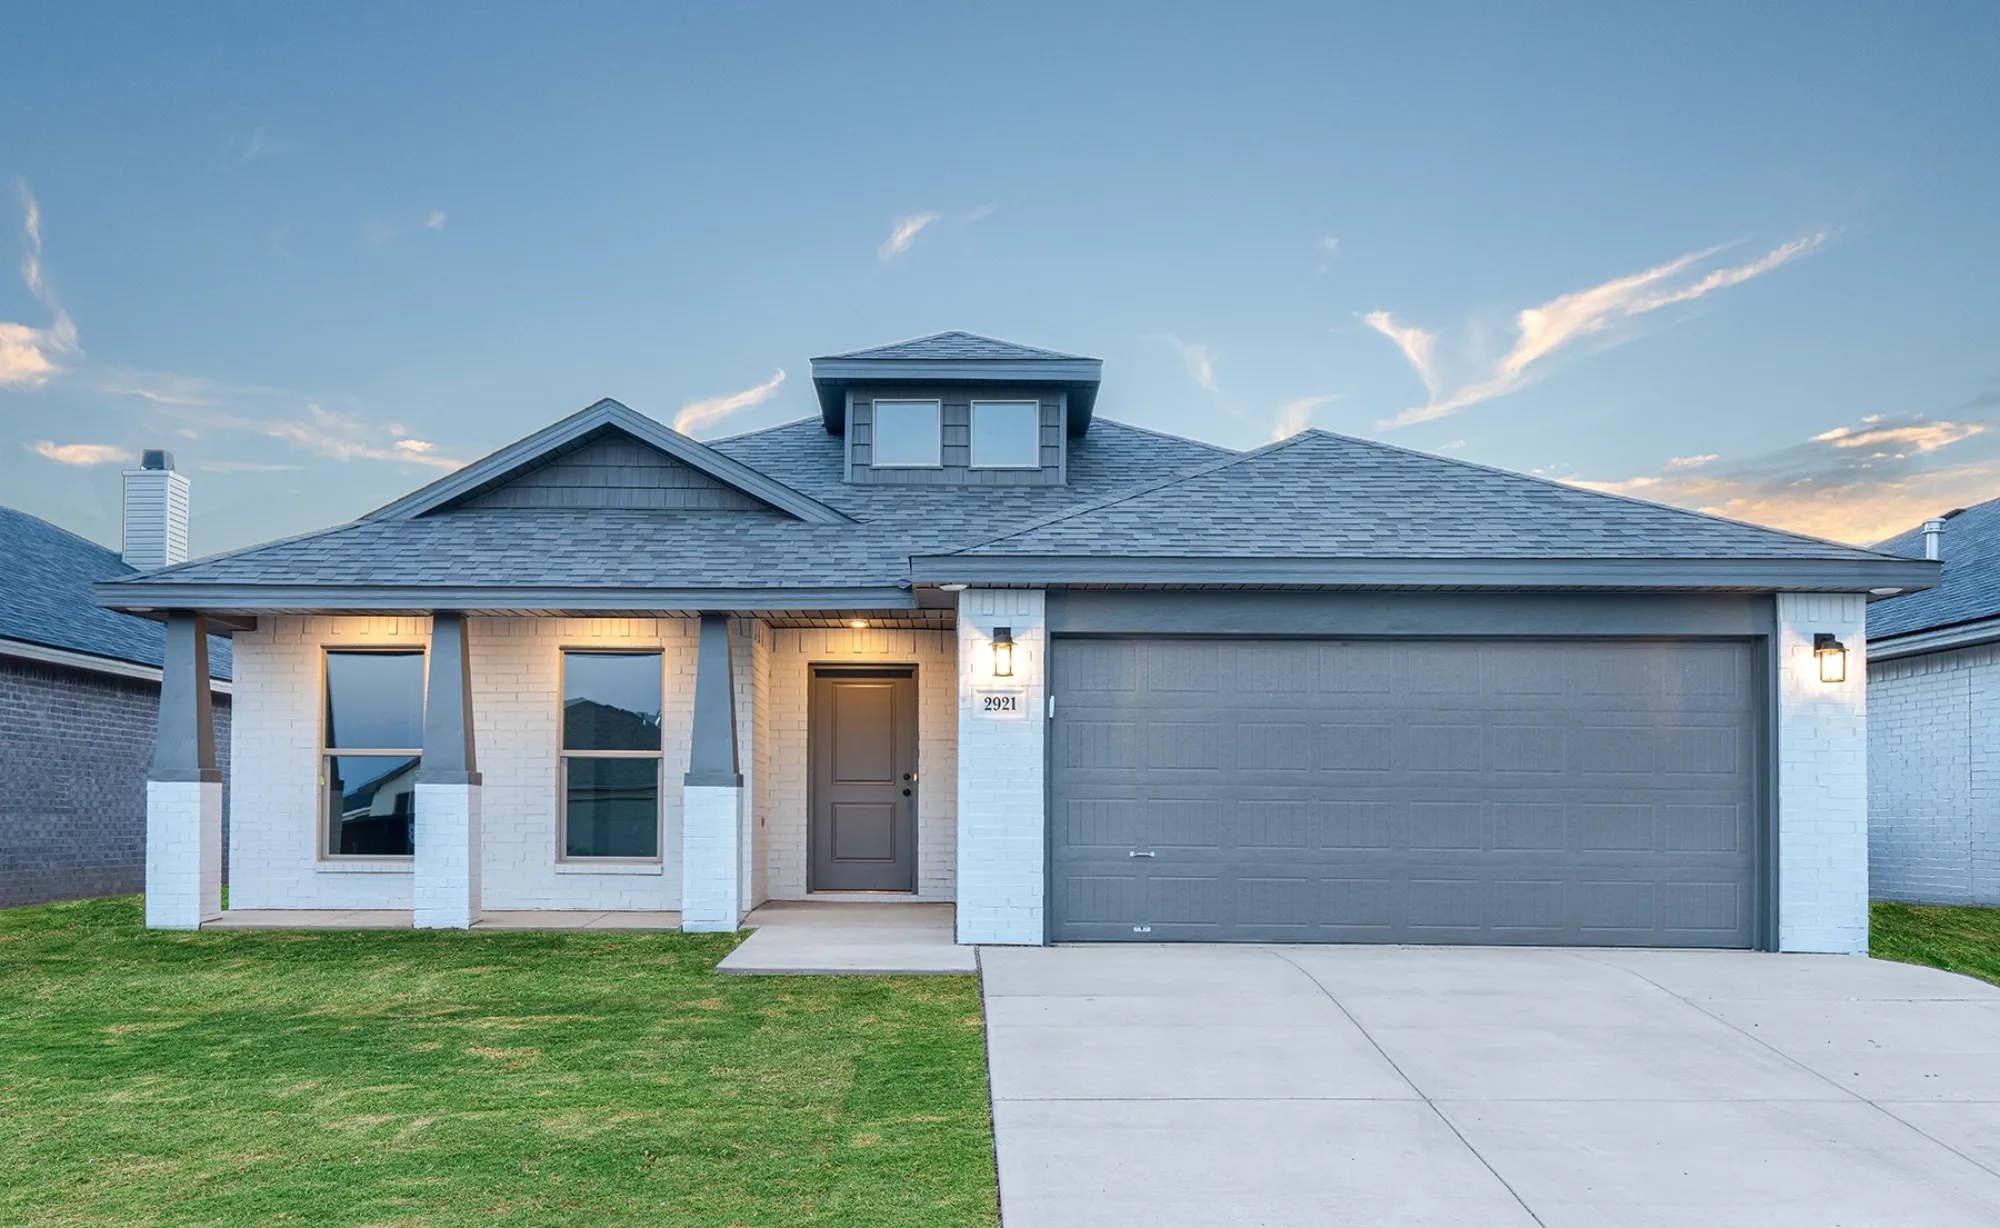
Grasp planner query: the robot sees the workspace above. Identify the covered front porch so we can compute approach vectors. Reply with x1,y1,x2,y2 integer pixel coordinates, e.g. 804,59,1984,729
137,592,1044,944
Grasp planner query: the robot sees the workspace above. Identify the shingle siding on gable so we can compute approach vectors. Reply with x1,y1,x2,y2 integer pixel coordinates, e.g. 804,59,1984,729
847,386,1065,487
459,437,768,512
1869,643,2000,905
0,657,232,907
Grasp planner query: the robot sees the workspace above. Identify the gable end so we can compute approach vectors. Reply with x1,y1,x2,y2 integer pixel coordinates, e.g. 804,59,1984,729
458,436,770,511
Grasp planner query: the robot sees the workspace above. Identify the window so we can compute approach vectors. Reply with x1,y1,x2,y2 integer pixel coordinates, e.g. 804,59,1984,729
971,400,1042,469
561,651,663,859
322,650,425,857
870,400,941,468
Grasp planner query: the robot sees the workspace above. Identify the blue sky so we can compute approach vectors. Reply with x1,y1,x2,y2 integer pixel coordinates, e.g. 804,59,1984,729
3,3,1996,554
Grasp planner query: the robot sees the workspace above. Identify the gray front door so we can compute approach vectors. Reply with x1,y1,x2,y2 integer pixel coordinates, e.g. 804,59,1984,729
810,668,919,892
1049,638,1762,947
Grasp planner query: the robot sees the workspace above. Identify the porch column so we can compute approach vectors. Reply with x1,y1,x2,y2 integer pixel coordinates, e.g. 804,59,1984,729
414,612,482,929
682,613,745,931
146,612,222,929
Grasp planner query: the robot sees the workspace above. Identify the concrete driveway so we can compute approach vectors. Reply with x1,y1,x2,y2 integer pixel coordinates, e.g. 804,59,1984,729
979,944,2000,1227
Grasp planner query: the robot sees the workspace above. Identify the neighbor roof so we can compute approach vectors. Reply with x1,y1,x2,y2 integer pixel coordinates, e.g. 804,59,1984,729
2,507,230,678
1870,498,2000,642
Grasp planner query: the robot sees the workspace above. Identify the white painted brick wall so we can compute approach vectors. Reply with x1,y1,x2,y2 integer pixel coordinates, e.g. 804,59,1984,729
681,783,744,929
1777,593,1869,953
227,615,697,912
145,779,221,928
761,625,959,901
412,782,480,927
955,589,1046,945
745,621,773,909
1869,642,2000,905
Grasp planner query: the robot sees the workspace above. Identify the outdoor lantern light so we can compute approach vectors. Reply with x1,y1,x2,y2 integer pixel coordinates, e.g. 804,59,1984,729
991,626,1014,677
1814,633,1848,684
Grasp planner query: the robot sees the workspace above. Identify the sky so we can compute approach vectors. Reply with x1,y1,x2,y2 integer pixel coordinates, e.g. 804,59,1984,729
2,2,1997,556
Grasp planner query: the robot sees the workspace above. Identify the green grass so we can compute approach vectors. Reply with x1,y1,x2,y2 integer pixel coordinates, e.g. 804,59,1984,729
1871,900,2000,988
0,897,998,1227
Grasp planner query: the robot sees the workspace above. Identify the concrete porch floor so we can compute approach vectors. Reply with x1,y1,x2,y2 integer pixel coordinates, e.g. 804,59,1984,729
716,901,974,975
204,909,683,930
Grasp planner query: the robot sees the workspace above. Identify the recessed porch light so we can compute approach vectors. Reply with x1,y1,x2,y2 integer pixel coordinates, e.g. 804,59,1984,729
849,620,869,629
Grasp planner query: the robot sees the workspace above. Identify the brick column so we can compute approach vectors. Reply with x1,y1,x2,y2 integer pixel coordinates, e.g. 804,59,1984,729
955,589,1047,945
414,612,482,928
146,612,222,929
682,613,745,931
1776,592,1869,953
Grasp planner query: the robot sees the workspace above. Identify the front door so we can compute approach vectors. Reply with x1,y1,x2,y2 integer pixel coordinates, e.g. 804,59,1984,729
809,668,919,892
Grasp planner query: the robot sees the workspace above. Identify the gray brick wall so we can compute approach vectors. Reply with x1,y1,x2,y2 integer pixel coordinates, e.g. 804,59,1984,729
1869,642,2000,905
0,657,232,907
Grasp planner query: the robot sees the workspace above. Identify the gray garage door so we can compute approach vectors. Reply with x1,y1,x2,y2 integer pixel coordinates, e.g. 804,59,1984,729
1049,638,1762,947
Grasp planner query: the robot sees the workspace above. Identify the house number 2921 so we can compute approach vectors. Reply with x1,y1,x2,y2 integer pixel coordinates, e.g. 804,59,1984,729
974,689,1027,719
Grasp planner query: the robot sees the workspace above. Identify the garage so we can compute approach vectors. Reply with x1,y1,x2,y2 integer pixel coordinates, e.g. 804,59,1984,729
1048,637,1763,947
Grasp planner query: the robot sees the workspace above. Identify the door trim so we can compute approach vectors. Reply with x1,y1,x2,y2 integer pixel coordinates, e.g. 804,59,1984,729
807,664,919,894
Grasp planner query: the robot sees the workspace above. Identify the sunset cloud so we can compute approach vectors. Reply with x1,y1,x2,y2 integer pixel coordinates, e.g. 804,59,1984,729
1561,405,1999,544
1373,234,1828,428
1,186,81,389
1270,394,1338,441
878,212,940,261
29,440,133,465
1164,335,1218,393
672,369,788,435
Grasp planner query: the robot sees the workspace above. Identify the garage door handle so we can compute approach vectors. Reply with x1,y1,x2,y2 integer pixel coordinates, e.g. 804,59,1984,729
1128,850,1155,858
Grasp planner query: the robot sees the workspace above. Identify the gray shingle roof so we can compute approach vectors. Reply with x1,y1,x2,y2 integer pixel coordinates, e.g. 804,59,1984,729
1,507,231,677
956,431,1899,561
815,331,1091,362
1869,498,2000,639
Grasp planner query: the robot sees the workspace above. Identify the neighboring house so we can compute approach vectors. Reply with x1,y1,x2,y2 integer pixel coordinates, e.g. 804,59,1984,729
1868,503,2000,904
97,332,1936,951
2,452,232,907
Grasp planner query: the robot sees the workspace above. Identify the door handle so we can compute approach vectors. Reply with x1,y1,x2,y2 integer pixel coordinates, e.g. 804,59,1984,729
1128,850,1155,858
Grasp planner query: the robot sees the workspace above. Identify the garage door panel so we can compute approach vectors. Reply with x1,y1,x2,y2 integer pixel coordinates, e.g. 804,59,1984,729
1049,637,1761,948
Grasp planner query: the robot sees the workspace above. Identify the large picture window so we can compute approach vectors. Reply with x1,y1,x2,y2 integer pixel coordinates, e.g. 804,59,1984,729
561,650,663,859
322,649,425,858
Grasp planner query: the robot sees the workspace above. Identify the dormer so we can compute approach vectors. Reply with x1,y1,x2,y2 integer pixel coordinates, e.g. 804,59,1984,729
810,332,1102,486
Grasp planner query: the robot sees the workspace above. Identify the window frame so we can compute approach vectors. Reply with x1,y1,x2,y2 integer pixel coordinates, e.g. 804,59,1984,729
317,646,427,862
969,399,1044,470
557,648,666,864
868,398,944,469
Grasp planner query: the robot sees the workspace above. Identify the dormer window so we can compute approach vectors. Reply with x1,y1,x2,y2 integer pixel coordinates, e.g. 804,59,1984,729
870,399,942,468
971,400,1041,469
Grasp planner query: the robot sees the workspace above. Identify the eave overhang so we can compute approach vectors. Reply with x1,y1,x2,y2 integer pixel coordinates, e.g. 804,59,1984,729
94,582,917,618
908,554,1945,592
808,357,1103,436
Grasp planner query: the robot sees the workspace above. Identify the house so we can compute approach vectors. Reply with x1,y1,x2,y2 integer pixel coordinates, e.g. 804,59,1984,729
1868,502,2000,904
95,332,1937,950
3,452,232,907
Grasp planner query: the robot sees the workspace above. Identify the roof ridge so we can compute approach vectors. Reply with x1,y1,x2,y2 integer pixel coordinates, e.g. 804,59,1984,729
1292,428,1909,561
707,415,823,446
1090,417,1236,455
815,330,1088,361
944,431,1318,555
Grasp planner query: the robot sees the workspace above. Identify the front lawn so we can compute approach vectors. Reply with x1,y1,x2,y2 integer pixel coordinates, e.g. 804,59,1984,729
1871,899,2000,988
0,897,997,1227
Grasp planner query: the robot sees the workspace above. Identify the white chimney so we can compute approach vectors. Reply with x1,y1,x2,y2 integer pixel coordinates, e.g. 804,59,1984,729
1923,517,1947,561
122,449,190,570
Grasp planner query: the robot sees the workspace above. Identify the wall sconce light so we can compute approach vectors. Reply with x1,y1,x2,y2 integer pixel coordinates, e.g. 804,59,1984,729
1813,633,1847,684
991,626,1014,677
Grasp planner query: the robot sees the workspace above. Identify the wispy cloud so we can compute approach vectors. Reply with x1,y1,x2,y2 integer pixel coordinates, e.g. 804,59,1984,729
195,459,303,473
225,126,287,166
672,369,788,435
361,209,453,247
878,212,940,261
1314,234,1340,274
255,403,463,468
424,210,447,230
1270,394,1339,441
29,441,133,465
1361,310,1440,401
963,202,1000,224
1562,402,1999,544
1,185,81,389
1164,335,1218,393
1372,234,1828,428
97,371,228,406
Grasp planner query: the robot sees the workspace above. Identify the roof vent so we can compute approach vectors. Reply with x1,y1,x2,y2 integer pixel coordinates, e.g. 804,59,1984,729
1923,517,1947,561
